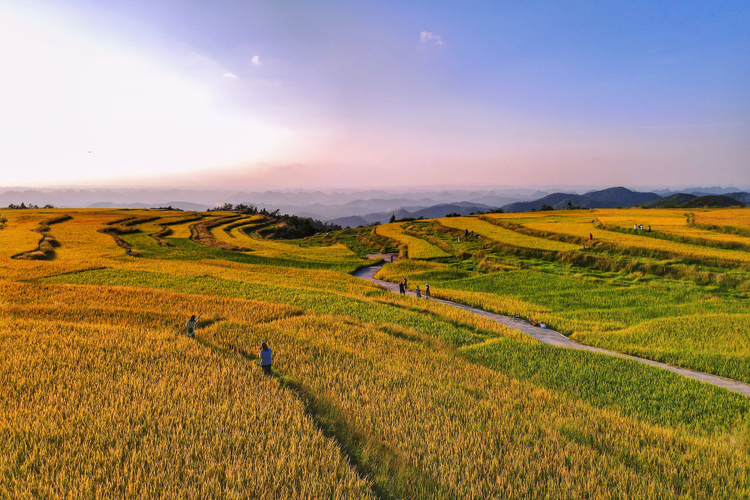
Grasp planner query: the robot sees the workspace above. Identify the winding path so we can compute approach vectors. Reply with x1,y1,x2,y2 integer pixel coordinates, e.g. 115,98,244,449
354,261,750,398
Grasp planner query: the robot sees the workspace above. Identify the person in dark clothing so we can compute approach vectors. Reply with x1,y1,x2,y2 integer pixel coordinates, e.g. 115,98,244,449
403,277,408,291
185,313,202,338
399,281,405,294
589,233,593,240
259,341,273,376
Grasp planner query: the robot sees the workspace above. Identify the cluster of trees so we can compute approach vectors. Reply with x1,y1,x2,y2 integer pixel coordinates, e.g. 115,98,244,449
6,203,54,209
210,202,341,239
389,215,425,223
208,203,278,215
272,214,342,239
530,202,583,212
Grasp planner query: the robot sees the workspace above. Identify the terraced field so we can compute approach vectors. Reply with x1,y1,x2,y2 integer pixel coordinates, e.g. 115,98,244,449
594,209,750,248
376,222,450,259
438,216,579,252
487,211,750,265
1,207,750,498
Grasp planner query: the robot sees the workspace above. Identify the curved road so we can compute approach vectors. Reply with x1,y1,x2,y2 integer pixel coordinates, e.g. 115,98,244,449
354,262,750,398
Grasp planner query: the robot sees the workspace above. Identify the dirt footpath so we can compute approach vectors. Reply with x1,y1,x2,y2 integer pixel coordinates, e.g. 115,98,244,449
353,262,750,398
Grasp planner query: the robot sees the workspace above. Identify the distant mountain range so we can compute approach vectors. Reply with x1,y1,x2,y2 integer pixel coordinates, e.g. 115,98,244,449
328,202,494,228
0,187,532,220
1,186,748,229
501,187,661,212
88,201,211,211
679,195,748,208
652,187,746,197
501,187,749,213
330,187,749,227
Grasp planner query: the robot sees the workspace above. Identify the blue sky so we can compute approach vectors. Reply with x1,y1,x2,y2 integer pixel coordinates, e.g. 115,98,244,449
0,0,748,188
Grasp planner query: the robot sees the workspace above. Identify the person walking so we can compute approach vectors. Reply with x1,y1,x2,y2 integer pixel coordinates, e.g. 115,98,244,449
259,341,273,377
399,281,405,295
424,284,431,299
185,312,202,338
403,277,408,291
415,285,421,298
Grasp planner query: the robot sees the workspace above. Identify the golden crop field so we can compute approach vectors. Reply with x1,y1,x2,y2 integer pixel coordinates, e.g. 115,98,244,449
376,222,449,258
211,218,360,265
693,208,750,231
487,211,750,264
2,207,750,498
438,216,579,251
594,209,750,247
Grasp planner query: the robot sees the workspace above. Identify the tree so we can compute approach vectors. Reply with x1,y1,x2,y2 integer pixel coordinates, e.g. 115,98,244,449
389,214,396,223
540,204,554,211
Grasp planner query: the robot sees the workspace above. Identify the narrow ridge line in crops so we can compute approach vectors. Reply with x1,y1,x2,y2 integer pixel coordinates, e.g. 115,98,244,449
193,330,386,500
11,215,72,260
97,226,140,255
23,265,111,282
354,262,750,398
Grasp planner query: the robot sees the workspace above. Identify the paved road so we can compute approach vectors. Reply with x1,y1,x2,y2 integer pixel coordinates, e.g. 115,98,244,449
354,262,750,398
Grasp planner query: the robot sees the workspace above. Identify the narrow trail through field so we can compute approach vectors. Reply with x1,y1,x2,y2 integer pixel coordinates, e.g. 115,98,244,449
354,261,750,398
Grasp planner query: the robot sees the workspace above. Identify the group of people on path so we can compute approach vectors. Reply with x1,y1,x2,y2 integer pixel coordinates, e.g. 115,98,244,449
398,277,431,299
186,312,273,377
633,223,651,232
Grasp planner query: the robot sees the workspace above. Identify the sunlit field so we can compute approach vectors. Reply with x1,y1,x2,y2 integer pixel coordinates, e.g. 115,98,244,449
438,216,580,252
1,207,750,498
594,209,750,248
486,211,750,265
693,209,750,235
376,222,449,259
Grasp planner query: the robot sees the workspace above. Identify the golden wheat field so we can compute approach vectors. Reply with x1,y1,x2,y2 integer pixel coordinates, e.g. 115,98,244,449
1,207,750,498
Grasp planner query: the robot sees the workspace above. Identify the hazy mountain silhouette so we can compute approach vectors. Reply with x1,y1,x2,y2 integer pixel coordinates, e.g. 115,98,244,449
680,195,746,208
502,187,660,212
641,193,697,208
328,203,494,227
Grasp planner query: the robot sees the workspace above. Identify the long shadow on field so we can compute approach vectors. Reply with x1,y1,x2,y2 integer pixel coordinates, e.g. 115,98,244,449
193,326,392,500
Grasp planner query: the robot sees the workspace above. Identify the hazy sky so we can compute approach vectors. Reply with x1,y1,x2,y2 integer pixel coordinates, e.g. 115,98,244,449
1,0,748,189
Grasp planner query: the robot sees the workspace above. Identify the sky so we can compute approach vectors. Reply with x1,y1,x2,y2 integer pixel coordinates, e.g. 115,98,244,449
0,0,748,190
